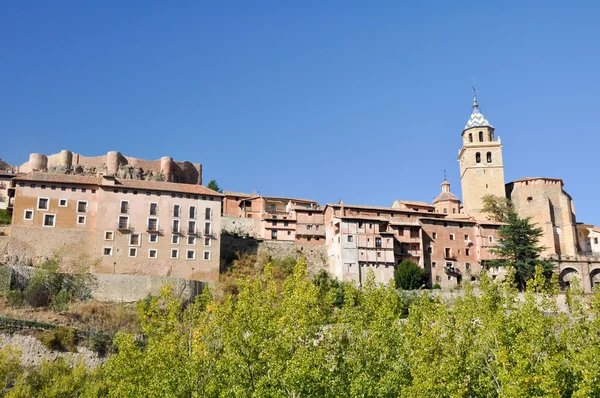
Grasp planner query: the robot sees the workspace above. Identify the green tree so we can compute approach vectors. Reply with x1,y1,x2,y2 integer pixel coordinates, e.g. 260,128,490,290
394,259,426,290
0,209,11,225
483,195,554,290
207,180,222,193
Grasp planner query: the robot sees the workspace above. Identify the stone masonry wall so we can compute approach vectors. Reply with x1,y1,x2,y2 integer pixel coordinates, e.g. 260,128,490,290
221,215,261,237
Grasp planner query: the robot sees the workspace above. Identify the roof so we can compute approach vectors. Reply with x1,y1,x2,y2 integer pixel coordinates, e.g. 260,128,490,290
464,95,493,130
244,195,317,204
512,177,564,183
327,203,402,212
14,172,223,196
394,200,434,208
223,190,254,197
433,191,460,204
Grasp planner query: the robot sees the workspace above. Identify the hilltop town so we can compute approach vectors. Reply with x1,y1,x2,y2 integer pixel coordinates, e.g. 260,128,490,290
1,94,599,292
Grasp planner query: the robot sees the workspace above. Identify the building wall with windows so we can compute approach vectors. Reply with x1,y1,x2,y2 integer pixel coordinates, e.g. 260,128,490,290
8,173,222,281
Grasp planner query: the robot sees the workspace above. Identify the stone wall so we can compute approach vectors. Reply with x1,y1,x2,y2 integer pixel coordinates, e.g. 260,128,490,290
3,265,204,303
221,215,261,237
220,234,328,276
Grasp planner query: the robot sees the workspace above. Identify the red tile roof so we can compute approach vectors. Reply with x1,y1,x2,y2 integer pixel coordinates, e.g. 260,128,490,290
14,172,223,196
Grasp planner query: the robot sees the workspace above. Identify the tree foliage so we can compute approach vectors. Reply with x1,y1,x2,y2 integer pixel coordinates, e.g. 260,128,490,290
206,180,223,193
394,259,426,290
6,260,600,396
483,195,554,290
0,209,11,225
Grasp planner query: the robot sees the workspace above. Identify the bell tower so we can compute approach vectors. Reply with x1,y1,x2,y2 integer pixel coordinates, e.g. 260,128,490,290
458,90,505,219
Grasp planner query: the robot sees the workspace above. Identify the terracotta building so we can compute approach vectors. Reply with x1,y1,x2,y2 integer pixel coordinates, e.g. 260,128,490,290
8,172,222,281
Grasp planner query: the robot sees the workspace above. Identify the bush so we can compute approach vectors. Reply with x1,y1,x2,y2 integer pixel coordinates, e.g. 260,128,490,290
36,326,77,352
312,270,345,308
432,283,441,290
394,259,426,290
6,290,24,307
0,209,11,225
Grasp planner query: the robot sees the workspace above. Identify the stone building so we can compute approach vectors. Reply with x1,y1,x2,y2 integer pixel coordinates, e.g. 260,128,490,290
223,192,326,245
7,172,222,281
18,150,202,185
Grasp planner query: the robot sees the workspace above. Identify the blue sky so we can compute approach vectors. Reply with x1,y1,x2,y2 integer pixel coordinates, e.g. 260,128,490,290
2,1,599,225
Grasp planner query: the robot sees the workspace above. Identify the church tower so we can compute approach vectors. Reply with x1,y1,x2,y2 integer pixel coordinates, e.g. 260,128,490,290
458,91,505,219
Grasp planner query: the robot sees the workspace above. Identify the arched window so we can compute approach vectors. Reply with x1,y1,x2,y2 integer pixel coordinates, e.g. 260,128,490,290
488,131,493,141
479,131,484,142
486,152,492,163
476,152,481,163
468,133,473,143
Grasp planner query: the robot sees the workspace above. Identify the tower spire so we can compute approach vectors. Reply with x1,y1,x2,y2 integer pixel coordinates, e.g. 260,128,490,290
472,77,479,109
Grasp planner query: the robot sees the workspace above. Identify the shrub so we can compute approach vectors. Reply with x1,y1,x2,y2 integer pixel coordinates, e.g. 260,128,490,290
6,290,24,307
432,283,441,290
36,326,77,352
0,209,11,225
23,277,51,307
394,259,426,290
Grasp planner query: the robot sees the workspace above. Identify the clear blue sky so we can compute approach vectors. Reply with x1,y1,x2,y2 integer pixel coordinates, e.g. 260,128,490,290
2,1,599,225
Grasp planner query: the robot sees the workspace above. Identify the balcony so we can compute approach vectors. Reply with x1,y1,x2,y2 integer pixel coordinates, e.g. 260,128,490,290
265,209,289,215
146,225,163,234
188,228,200,236
117,223,133,232
172,227,183,235
444,265,461,276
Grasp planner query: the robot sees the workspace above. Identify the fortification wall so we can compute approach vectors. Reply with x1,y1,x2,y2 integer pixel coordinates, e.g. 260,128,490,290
221,216,261,237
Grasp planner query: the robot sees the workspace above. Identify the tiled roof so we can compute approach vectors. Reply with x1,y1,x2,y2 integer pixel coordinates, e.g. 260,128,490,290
223,190,254,197
464,108,493,130
513,177,563,183
395,200,434,207
14,172,223,196
245,195,317,204
433,192,460,204
327,203,399,212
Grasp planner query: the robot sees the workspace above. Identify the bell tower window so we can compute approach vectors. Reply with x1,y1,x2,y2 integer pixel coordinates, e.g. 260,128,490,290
468,133,473,143
487,152,492,163
476,152,481,163
479,131,484,142
488,131,493,141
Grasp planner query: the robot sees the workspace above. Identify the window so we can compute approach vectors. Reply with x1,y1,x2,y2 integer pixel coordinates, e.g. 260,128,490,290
38,198,49,210
466,249,470,256
527,197,533,203
432,232,437,239
77,215,86,225
77,201,88,213
205,208,212,220
171,249,179,259
189,206,196,219
149,234,158,243
272,220,277,226
203,251,210,260
432,262,436,268
358,222,363,229
450,234,455,241
468,133,473,143
487,152,492,163
24,210,34,220
188,236,196,245
445,248,451,257
204,222,211,235
104,231,114,241
130,234,140,246
172,235,180,244
149,203,158,216
188,221,196,234
488,131,493,141
464,234,469,241
120,201,129,214
369,223,373,229
204,237,211,247
307,225,312,231
595,238,599,244
436,275,441,282
443,208,447,214
427,246,432,254
43,214,56,227
103,247,113,256
489,236,493,243
147,218,159,232
466,263,471,270
118,216,129,229
475,152,481,163
173,205,181,218
315,225,319,230
347,235,353,243
186,250,196,260
149,249,158,258
172,219,180,233
375,238,382,248
283,221,288,227
377,252,381,257
59,199,68,207
129,247,138,257
271,230,277,240
479,131,483,142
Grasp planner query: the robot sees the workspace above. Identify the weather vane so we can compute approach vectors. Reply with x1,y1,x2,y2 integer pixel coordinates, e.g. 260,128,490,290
444,169,447,181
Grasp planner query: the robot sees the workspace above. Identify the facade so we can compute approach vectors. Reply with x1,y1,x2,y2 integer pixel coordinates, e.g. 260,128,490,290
8,172,222,281
458,95,506,220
